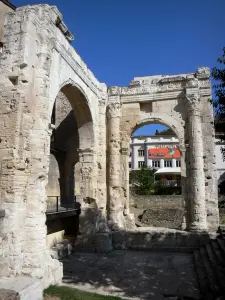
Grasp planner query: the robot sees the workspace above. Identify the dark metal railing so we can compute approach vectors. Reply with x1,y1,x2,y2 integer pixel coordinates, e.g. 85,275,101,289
156,180,181,187
46,196,78,213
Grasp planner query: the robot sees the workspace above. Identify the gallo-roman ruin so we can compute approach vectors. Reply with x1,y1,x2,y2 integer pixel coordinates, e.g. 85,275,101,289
0,3,220,299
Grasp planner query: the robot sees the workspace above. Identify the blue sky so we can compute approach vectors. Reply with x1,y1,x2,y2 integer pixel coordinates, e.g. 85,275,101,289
12,0,225,135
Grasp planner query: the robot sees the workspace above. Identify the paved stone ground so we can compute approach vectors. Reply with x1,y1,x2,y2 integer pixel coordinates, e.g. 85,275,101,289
61,251,201,300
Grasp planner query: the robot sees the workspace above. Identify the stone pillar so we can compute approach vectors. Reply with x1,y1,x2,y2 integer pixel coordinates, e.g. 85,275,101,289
131,143,135,169
107,101,125,230
179,146,189,231
121,143,130,216
75,148,99,250
186,92,208,232
95,99,111,250
78,148,98,210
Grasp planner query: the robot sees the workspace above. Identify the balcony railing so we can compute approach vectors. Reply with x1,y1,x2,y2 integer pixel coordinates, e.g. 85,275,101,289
46,196,79,214
156,180,181,187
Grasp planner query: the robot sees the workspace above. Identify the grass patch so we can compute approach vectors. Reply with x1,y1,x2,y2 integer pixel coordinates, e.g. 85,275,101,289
44,285,122,300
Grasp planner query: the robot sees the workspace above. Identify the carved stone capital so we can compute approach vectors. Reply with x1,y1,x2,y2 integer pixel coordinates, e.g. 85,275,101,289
80,166,93,179
186,93,200,113
107,102,121,118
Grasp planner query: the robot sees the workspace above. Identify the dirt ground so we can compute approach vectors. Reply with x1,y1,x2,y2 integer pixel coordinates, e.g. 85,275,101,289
130,204,183,229
62,251,200,300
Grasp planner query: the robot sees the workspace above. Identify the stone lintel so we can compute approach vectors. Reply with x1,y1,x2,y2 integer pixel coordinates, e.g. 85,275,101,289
120,91,184,103
159,76,186,83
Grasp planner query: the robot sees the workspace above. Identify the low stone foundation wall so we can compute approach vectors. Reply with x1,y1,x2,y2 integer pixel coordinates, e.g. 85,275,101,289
112,228,216,251
130,194,183,209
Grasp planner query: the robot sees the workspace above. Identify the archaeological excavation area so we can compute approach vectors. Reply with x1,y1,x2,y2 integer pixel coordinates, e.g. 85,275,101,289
0,3,224,300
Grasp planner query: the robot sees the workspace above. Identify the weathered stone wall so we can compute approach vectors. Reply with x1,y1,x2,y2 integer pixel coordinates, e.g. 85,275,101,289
0,1,14,44
0,4,108,289
130,194,183,209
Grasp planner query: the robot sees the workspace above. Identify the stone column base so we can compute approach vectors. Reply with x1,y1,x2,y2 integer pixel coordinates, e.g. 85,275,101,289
189,222,208,232
95,232,113,252
124,213,136,230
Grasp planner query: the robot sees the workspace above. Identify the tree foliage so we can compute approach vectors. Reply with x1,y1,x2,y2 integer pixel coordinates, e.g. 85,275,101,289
130,166,156,195
212,47,225,159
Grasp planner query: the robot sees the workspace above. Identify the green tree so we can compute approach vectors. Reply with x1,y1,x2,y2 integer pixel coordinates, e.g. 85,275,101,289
130,166,156,195
212,47,225,158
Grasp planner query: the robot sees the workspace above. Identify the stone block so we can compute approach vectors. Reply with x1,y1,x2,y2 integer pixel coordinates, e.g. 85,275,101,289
0,277,42,300
0,290,20,300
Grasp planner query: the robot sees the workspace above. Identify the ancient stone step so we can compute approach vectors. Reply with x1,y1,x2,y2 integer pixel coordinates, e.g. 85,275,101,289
211,240,225,266
199,247,221,292
205,244,218,266
193,249,210,294
205,244,225,290
217,239,225,256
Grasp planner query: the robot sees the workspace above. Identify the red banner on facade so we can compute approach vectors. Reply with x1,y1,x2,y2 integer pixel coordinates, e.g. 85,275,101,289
148,147,180,159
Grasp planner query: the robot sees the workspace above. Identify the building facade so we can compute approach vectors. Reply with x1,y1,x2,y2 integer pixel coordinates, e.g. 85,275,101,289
130,134,225,184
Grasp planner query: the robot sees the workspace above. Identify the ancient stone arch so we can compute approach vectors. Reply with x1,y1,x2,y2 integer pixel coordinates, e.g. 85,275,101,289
107,73,219,233
0,3,219,294
120,114,187,230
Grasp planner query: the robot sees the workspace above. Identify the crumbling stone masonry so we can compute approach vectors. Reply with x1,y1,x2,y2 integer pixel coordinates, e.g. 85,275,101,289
0,3,219,295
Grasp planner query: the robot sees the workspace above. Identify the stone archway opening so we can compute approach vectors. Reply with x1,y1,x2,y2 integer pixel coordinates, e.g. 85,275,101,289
127,120,186,230
46,83,94,247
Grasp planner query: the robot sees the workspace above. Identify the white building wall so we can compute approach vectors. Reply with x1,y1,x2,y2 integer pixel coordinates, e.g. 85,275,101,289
130,135,225,186
215,143,225,183
129,135,180,170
